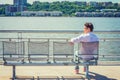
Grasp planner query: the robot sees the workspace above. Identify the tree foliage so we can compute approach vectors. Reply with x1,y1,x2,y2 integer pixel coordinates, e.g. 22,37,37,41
26,1,120,16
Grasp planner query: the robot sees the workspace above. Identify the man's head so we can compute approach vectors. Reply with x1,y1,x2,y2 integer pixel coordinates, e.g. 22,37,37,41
84,22,94,33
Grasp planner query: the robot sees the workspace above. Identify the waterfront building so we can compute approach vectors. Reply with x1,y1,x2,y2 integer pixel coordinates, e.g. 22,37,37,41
5,5,17,16
74,1,87,6
75,12,120,17
100,9,117,12
14,0,27,12
50,11,63,16
88,1,98,7
102,2,113,7
0,4,4,7
92,12,104,17
103,12,114,17
114,12,120,17
21,11,63,17
5,0,27,16
36,11,46,16
14,0,27,6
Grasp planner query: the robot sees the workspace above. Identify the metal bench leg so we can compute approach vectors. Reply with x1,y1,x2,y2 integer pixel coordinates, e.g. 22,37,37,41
84,63,89,79
75,64,79,74
12,65,16,80
37,76,39,80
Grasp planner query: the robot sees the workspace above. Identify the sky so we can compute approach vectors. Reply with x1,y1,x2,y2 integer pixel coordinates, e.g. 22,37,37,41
0,0,120,4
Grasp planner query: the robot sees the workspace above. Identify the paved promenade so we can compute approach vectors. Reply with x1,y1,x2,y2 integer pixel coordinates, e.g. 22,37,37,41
0,65,120,80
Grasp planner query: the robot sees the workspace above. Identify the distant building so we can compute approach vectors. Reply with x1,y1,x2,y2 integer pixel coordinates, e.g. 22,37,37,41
5,0,27,16
102,2,113,6
0,4,5,7
14,0,27,6
75,12,120,17
88,1,98,7
50,11,63,16
114,12,120,17
14,0,27,12
100,9,117,12
21,11,63,17
75,1,87,6
75,12,84,17
5,5,17,16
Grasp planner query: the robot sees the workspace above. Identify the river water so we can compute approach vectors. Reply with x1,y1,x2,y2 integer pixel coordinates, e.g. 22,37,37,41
0,17,120,31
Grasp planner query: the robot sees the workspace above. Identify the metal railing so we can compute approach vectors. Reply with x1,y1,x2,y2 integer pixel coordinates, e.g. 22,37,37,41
0,30,120,65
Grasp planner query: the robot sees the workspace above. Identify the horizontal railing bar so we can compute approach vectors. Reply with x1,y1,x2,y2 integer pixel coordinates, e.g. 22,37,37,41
2,54,120,56
0,38,120,41
0,38,69,39
1,30,81,33
99,55,120,59
99,55,120,56
77,54,120,57
100,38,120,41
99,54,120,56
0,30,120,33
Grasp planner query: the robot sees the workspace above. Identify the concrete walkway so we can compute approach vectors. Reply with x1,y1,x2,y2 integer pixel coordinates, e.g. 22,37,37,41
0,65,120,80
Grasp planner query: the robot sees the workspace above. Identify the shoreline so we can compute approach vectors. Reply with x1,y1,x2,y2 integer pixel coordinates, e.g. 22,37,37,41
0,16,120,18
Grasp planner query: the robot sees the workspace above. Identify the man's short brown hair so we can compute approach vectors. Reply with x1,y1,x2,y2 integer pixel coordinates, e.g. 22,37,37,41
84,22,94,32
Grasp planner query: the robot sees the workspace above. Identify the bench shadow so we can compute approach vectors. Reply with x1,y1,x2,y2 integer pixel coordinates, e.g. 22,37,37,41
88,71,117,80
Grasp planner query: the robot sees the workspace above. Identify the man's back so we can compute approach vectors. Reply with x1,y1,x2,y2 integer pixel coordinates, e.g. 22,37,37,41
79,41,99,61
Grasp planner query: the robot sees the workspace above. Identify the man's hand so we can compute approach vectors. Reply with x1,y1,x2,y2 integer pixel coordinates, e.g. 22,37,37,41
69,42,74,45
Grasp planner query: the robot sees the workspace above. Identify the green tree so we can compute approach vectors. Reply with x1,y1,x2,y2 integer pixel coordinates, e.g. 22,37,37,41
16,12,21,16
